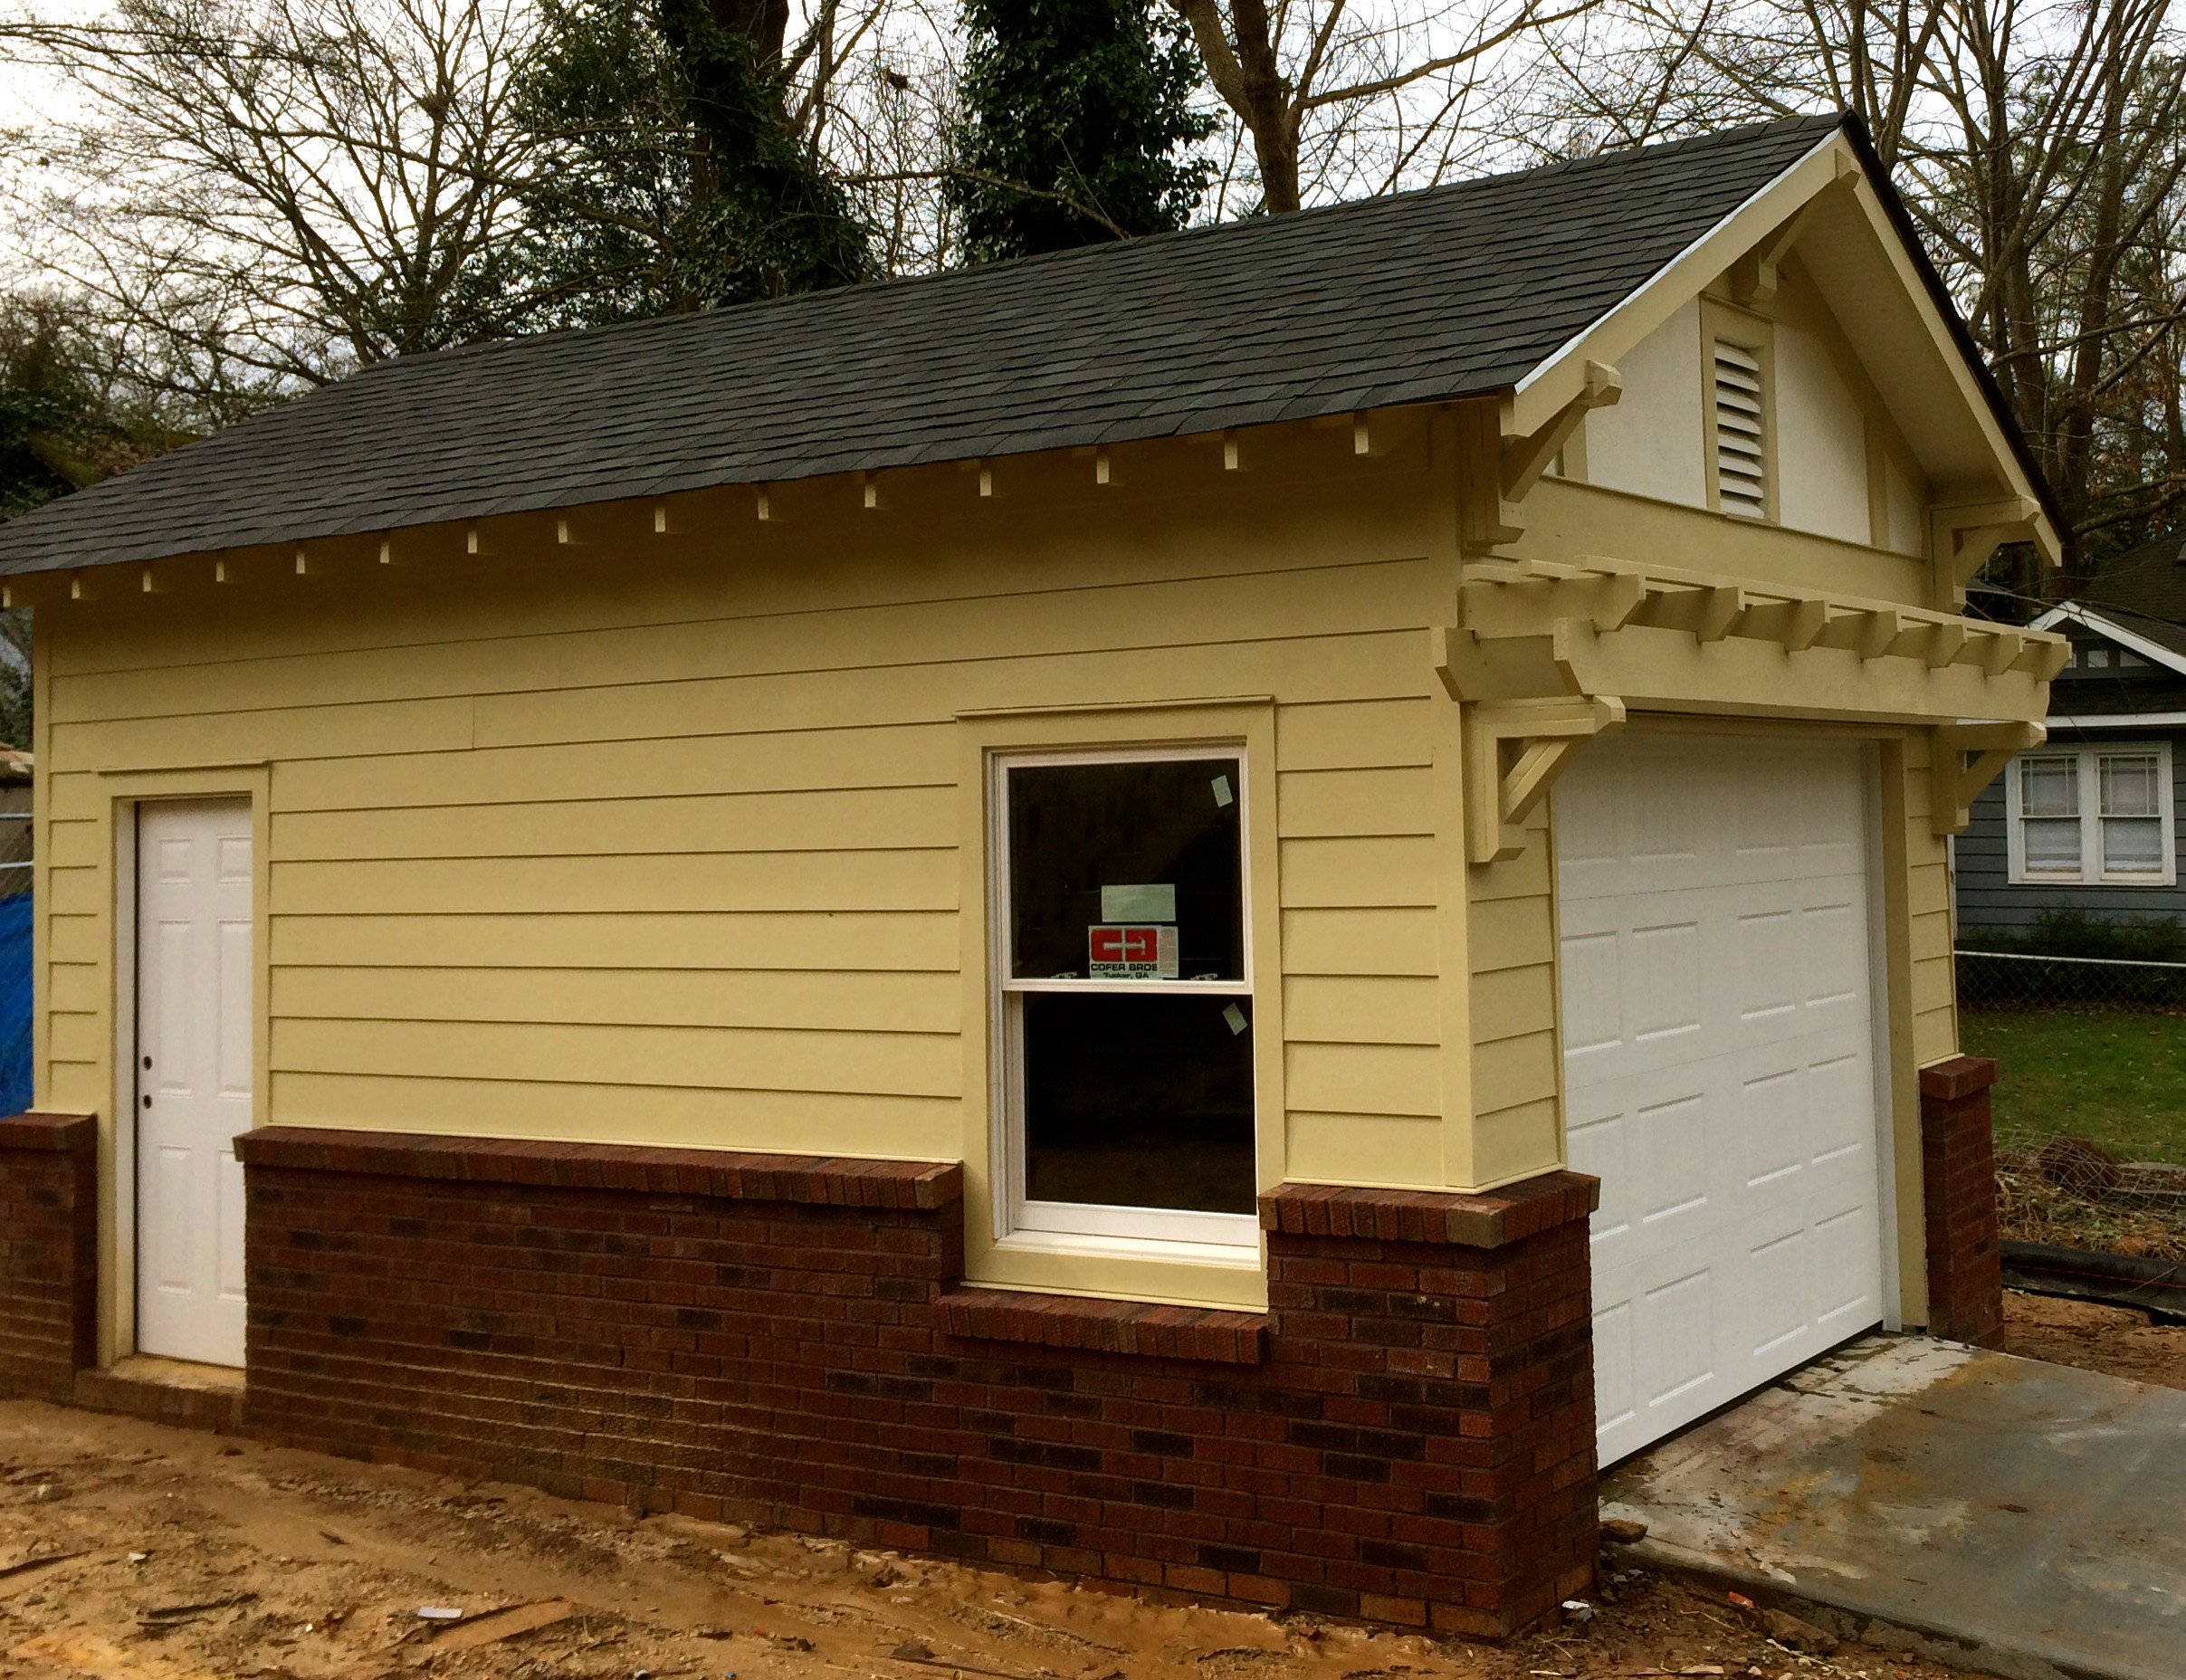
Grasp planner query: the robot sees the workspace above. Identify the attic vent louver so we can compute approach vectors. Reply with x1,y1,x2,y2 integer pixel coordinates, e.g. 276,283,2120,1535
1713,340,1767,518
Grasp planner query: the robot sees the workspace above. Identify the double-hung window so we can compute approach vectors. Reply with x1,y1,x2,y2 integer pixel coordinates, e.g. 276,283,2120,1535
991,746,1257,1261
2007,744,2175,885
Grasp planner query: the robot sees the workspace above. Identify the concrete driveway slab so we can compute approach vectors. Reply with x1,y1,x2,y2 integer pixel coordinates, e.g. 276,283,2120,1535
1601,1334,2186,1680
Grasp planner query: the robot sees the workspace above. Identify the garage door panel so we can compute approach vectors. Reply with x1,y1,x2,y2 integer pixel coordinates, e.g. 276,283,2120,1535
1811,1198,1883,1335
1560,733,1886,1465
1566,1093,1630,1234
1637,1259,1718,1412
1592,1300,1637,1438
1741,1216,1815,1365
1738,1062,1809,1192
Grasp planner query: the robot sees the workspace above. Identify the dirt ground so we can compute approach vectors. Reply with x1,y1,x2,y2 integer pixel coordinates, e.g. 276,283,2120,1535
0,1400,1986,1680
1997,1288,2186,1390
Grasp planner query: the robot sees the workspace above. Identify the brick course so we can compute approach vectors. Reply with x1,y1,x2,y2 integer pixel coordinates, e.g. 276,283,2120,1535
0,1112,100,1402
237,1127,1598,1637
1919,1055,2003,1344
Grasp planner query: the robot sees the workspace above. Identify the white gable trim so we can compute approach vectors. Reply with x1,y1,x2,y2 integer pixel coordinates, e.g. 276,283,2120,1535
2029,603,2186,680
1513,130,1846,432
1514,128,2057,566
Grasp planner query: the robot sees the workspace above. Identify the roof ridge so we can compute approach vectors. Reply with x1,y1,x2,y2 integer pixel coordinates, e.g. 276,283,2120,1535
352,110,1854,384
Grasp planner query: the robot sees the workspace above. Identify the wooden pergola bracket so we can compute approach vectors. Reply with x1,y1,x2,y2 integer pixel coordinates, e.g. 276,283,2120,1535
1931,497,2045,597
1931,721,2045,836
1499,361,1622,504
1463,695,1627,864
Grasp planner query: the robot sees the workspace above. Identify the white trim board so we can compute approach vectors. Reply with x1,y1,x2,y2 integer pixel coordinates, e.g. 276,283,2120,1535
2048,712,2186,730
2029,603,2186,680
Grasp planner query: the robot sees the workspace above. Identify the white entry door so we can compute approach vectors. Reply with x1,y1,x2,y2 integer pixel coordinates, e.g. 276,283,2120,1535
1556,734,1885,1465
135,798,253,1367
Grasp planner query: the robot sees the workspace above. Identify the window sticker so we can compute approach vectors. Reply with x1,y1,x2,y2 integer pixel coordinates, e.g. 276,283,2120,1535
1211,774,1234,808
1222,1003,1248,1036
1099,883,1176,922
1089,924,1179,978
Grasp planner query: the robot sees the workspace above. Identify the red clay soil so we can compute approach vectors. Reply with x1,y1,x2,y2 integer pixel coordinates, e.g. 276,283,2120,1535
1996,1288,2186,1391
0,1398,1994,1680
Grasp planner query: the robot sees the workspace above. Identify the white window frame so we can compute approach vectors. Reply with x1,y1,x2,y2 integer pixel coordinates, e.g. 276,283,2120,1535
988,742,1261,1265
2005,742,2176,886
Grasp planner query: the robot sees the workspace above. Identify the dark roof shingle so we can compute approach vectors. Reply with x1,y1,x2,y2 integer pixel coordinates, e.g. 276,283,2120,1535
0,113,1847,575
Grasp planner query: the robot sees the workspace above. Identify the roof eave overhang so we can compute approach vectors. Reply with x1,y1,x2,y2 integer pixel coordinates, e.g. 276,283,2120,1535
2030,602,2186,680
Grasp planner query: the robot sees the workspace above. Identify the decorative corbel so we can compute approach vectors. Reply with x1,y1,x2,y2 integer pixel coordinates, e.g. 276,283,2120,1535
1732,164,1858,307
1931,721,2045,836
1930,497,2042,601
1462,695,1627,864
1500,361,1622,504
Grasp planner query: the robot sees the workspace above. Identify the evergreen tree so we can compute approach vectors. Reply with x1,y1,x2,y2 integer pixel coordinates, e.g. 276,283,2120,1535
513,0,872,327
949,0,1215,262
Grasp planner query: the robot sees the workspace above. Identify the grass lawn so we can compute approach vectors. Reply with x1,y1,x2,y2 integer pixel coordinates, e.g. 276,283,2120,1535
1962,1008,2186,1163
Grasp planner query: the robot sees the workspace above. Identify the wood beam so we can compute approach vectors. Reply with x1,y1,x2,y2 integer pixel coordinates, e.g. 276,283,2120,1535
1460,694,1626,864
1732,166,1857,306
1931,496,2045,602
1931,721,2044,836
1,572,65,610
1500,360,1621,503
1735,596,1827,652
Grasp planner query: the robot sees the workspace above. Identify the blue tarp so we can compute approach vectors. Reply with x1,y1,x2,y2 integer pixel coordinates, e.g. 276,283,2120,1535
0,890,32,1115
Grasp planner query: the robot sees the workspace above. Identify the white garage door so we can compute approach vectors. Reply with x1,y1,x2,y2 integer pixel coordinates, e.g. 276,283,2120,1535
1557,733,1887,1465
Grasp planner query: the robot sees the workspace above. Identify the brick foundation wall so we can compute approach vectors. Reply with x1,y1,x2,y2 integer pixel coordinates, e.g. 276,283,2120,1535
0,1112,100,1402
238,1128,1598,1637
1919,1055,2003,1345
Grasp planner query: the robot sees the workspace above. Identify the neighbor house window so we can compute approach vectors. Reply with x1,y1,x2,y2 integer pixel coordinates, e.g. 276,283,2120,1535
2007,744,2175,885
991,748,1256,1256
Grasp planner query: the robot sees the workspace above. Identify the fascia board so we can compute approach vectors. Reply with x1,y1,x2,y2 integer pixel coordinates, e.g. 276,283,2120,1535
2048,712,2186,730
2033,602,2186,679
1513,130,1850,435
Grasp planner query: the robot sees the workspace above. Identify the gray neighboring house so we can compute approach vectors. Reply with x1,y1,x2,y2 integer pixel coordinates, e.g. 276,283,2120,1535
1959,537,2186,935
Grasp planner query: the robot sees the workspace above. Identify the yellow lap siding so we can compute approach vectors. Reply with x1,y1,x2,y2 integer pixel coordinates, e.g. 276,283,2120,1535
271,965,959,1035
1276,835,1434,909
473,631,1428,749
268,851,958,916
268,910,961,972
272,723,958,812
271,1017,959,1100
269,784,957,861
1281,907,1438,977
1284,1111,1441,1186
1274,768,1435,838
1468,965,1557,1045
1274,697,1433,772
51,555,1426,721
1280,976,1438,1045
267,1070,959,1156
1283,1041,1439,1118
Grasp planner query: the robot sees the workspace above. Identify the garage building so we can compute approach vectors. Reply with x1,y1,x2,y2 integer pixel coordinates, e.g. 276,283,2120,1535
0,111,2058,1635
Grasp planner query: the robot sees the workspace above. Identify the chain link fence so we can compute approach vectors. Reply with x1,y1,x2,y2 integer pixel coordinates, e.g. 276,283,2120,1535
1957,945,2186,1264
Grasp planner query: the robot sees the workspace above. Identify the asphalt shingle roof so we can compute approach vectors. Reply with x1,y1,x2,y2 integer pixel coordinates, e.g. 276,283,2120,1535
0,112,1848,576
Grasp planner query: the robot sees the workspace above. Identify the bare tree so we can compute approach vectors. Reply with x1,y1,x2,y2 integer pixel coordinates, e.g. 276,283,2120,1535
1165,0,1600,214
15,0,538,394
1515,0,2186,577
